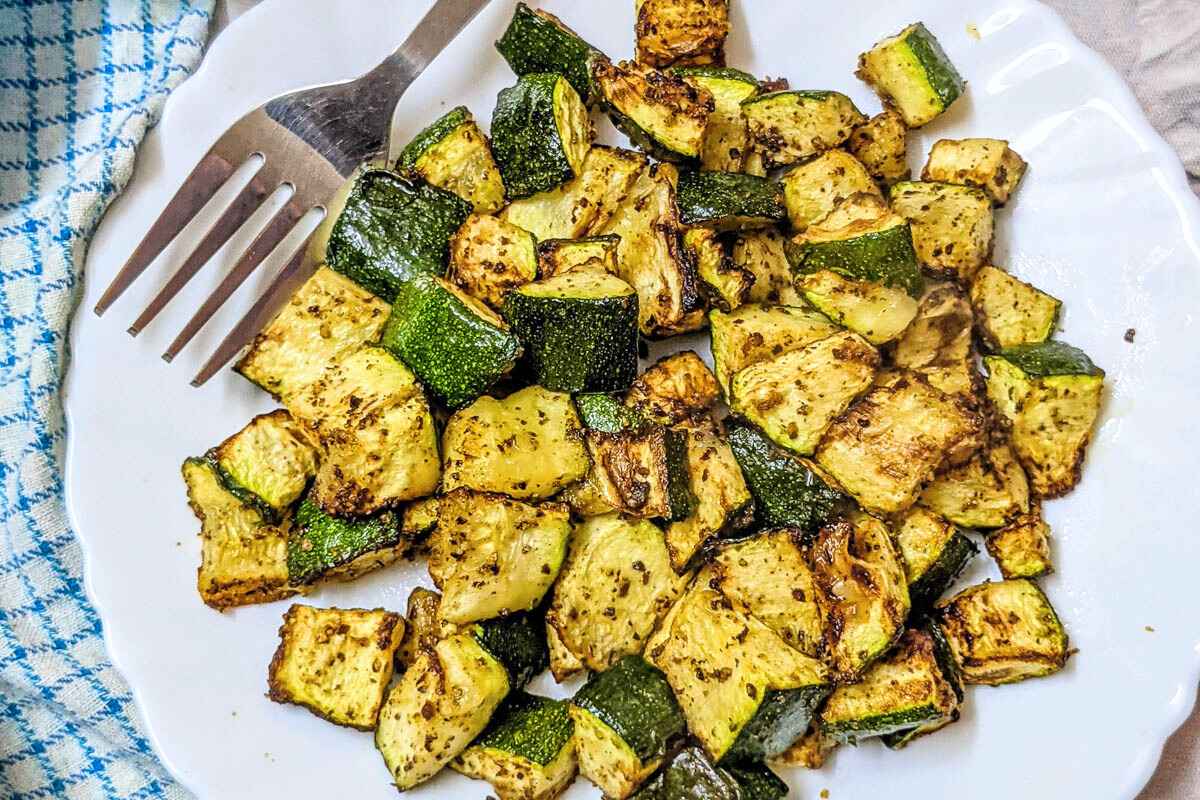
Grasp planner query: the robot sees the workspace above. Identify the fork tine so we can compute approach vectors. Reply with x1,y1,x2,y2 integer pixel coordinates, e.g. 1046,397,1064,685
162,193,305,362
126,175,270,336
190,235,319,388
94,153,236,316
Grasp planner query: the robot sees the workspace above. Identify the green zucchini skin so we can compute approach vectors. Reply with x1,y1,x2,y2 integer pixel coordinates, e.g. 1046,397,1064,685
995,340,1103,377
669,66,760,86
396,105,471,171
503,286,639,393
925,618,965,703
676,171,786,231
724,763,789,800
472,691,574,765
472,609,550,691
572,655,687,763
286,496,403,585
787,224,924,298
632,747,787,800
206,453,282,525
575,393,647,433
908,530,978,612
725,420,845,535
495,2,602,103
491,73,580,199
906,22,966,109
325,169,471,302
380,274,521,409
822,705,943,745
721,685,831,764
663,428,696,523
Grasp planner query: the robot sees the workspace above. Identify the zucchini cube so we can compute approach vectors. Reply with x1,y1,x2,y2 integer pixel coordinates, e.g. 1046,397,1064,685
847,110,910,185
742,90,866,169
570,655,687,799
923,138,1027,206
396,106,507,213
492,73,593,200
815,371,984,514
709,304,839,397
731,330,880,456
711,530,824,658
207,410,317,523
537,234,620,278
674,66,761,172
585,426,694,522
316,168,472,302
235,265,390,400
781,150,881,231
633,747,788,800
676,170,786,232
983,342,1105,497
267,604,404,729
624,351,721,427
810,513,910,680
664,429,754,571
441,385,590,500
891,181,995,283
447,214,537,309
430,489,570,625
970,265,1062,349
183,457,297,611
798,270,919,346
819,628,958,744
646,575,830,763
453,692,577,800
856,22,965,128
687,228,753,313
894,507,978,611
547,513,690,677
504,270,640,394
495,3,603,103
471,609,552,691
395,587,455,672
635,0,730,68
725,419,845,534
592,58,713,163
986,509,1053,579
936,579,1070,685
400,496,439,539
920,442,1031,529
381,274,522,410
376,632,510,790
731,229,803,306
893,282,974,370
286,495,408,586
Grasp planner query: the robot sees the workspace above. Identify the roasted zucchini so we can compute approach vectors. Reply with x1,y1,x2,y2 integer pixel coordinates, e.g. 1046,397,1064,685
395,587,456,671
673,66,760,172
986,508,1053,579
923,138,1027,205
635,0,730,68
797,269,920,346
575,392,649,434
453,692,577,800
441,385,590,500
495,3,604,102
847,110,910,185
208,410,317,523
731,229,802,306
810,512,910,680
380,273,522,409
491,73,593,199
664,428,754,571
730,330,880,456
183,457,297,611
591,58,714,163
430,489,571,624
741,90,865,169
633,747,787,800
235,266,390,400
375,632,510,790
396,106,506,213
585,425,694,522
815,371,983,514
623,350,721,427
267,604,404,729
893,506,978,611
316,168,472,302
726,419,845,534
471,609,552,691
856,22,965,127
890,180,994,283
448,213,538,309
504,269,640,393
919,442,1031,529
935,579,1070,685
547,513,690,677
893,282,974,369
686,228,753,312
287,496,408,586
570,655,687,799
984,342,1105,497
780,150,881,232
537,235,621,278
676,170,786,232
970,264,1061,350
709,304,839,397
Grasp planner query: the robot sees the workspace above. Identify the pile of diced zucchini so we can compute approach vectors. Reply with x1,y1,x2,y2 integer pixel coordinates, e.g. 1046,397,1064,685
181,2,1106,797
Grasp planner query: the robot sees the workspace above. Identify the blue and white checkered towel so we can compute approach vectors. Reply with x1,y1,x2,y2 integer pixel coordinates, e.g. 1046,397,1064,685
0,2,212,797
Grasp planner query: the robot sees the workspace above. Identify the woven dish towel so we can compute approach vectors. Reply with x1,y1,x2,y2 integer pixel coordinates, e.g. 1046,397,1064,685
0,2,212,798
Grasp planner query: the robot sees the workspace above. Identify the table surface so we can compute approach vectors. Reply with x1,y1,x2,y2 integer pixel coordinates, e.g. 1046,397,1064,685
203,2,1200,798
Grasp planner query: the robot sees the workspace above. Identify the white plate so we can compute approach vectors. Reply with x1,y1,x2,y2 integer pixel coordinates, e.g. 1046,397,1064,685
67,0,1200,797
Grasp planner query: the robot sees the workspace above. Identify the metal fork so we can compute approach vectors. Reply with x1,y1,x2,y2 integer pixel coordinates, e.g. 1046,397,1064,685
94,0,493,387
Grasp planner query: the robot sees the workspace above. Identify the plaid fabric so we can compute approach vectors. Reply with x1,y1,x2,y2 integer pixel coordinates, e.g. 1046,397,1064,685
0,2,212,797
